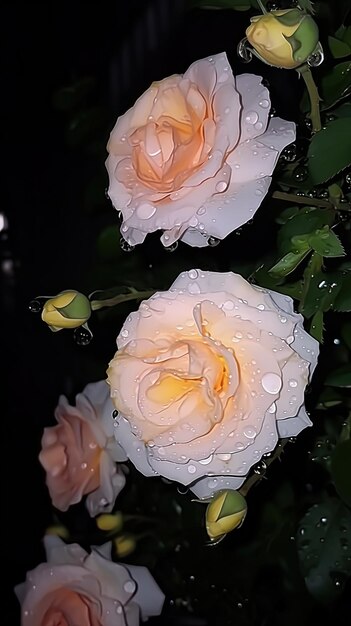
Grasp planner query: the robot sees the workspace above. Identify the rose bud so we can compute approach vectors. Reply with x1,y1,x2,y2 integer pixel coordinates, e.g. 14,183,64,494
246,8,319,69
114,534,137,558
41,290,91,331
96,512,123,532
206,490,247,540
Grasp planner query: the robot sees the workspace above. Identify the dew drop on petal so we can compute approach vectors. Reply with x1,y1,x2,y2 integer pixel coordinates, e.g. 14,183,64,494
261,372,282,394
188,464,197,474
289,379,298,388
243,426,257,439
199,455,213,465
188,269,199,280
136,203,156,219
124,580,136,594
216,181,228,193
259,99,269,108
245,111,259,124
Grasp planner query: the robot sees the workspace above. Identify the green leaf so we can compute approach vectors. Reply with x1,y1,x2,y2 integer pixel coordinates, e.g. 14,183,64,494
297,0,315,13
301,61,351,112
307,118,351,185
65,106,106,148
328,35,351,59
309,435,336,469
310,310,324,342
341,322,351,350
275,205,300,225
325,364,351,387
308,227,346,257
297,497,351,603
277,207,334,255
97,226,123,262
269,249,311,278
335,24,351,47
188,0,251,9
52,77,96,111
331,439,351,507
334,274,351,311
299,269,343,319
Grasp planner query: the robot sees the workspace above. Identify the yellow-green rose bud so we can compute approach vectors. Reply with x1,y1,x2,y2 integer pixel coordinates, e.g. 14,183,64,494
206,490,247,540
41,290,91,331
246,8,319,69
45,524,69,539
96,512,123,532
114,534,136,558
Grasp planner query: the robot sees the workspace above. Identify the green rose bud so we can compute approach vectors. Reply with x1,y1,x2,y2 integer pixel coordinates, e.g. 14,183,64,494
41,290,92,332
246,8,319,69
206,490,247,540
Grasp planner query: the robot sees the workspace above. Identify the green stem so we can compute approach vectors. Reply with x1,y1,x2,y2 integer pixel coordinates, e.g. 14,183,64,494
298,64,322,133
298,251,323,314
272,191,331,208
239,439,289,497
90,289,155,311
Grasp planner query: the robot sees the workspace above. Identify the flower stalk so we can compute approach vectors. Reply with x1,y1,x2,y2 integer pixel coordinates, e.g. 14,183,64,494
298,64,322,132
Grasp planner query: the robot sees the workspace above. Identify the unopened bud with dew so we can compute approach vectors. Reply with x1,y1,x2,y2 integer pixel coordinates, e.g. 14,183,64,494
41,290,91,332
206,490,247,541
245,8,320,69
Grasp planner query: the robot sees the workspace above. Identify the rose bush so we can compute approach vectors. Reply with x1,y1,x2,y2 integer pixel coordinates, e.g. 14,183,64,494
107,270,319,499
15,536,165,626
106,52,295,248
39,381,127,516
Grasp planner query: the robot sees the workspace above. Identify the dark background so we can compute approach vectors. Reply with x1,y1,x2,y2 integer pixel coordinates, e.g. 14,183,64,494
2,2,311,624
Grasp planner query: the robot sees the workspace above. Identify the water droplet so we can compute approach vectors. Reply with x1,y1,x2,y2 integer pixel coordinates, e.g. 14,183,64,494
245,111,259,125
293,166,308,182
197,206,206,215
259,99,269,109
188,269,198,280
165,241,179,252
208,236,220,247
217,453,232,461
237,38,253,63
136,203,156,219
289,379,298,388
268,402,276,413
243,426,257,439
254,121,263,131
28,299,42,313
216,181,228,193
124,580,136,594
261,373,282,394
207,478,218,489
307,42,324,67
73,327,92,346
120,238,135,252
188,464,196,474
199,455,213,465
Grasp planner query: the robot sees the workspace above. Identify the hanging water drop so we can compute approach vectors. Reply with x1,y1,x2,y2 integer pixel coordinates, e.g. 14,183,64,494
208,236,220,247
120,237,135,252
28,299,42,313
73,326,92,346
165,241,179,252
237,38,253,63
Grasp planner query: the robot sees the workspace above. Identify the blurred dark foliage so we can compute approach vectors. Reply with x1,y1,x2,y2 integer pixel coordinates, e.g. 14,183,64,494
2,1,350,625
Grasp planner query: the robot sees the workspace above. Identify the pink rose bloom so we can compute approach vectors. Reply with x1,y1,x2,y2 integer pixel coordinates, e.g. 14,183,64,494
39,381,127,516
15,536,165,626
107,270,319,499
106,52,295,248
